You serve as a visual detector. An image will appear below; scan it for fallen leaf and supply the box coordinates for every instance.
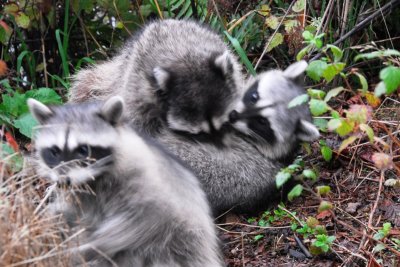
[371,153,393,170]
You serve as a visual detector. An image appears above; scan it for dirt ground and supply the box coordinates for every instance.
[218,96,400,267]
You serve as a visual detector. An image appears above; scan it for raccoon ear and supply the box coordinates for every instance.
[27,98,54,124]
[283,60,308,81]
[153,67,170,91]
[214,51,233,76]
[101,96,125,125]
[296,119,320,142]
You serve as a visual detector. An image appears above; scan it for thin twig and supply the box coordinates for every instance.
[311,0,400,61]
[254,0,297,70]
[367,171,384,228]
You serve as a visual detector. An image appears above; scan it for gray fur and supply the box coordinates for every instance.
[69,19,244,135]
[230,61,319,160]
[29,97,223,267]
[68,20,318,214]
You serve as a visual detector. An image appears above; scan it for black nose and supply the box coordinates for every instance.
[229,110,239,123]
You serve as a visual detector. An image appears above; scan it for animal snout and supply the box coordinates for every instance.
[229,110,239,123]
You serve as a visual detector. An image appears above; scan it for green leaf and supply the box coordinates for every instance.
[25,88,62,104]
[288,94,309,108]
[265,15,279,29]
[288,184,303,201]
[331,110,340,119]
[302,31,313,41]
[296,46,310,61]
[326,44,343,62]
[354,72,368,92]
[307,60,328,82]
[324,87,345,102]
[374,81,387,97]
[292,0,306,12]
[309,99,329,116]
[316,185,331,196]
[4,3,19,14]
[355,49,400,61]
[1,92,27,117]
[318,201,333,212]
[276,171,292,188]
[322,63,345,83]
[373,232,385,241]
[379,66,400,94]
[284,20,299,33]
[258,219,268,227]
[14,113,38,138]
[15,13,30,29]
[321,146,332,161]
[254,234,264,241]
[247,217,257,223]
[313,118,328,132]
[224,31,256,76]
[359,124,374,143]
[382,222,391,235]
[307,89,326,99]
[266,32,284,52]
[336,120,354,136]
[302,169,317,181]
[0,26,6,45]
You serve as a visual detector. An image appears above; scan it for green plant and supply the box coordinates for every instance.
[312,234,336,253]
[373,222,392,241]
[0,87,62,137]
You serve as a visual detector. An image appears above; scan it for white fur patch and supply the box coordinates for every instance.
[153,67,170,90]
[67,167,96,185]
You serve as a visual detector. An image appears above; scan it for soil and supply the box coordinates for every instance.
[218,96,400,267]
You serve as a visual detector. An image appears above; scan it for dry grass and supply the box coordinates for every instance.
[0,152,72,267]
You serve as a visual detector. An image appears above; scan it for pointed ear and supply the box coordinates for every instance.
[214,51,233,76]
[27,98,54,124]
[153,67,170,91]
[283,60,308,80]
[100,96,124,125]
[296,119,320,142]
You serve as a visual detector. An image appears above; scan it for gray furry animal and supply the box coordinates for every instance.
[228,61,319,160]
[68,19,319,214]
[28,96,223,267]
[155,61,319,213]
[70,19,244,135]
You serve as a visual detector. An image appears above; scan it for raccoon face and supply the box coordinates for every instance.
[28,97,124,185]
[229,61,319,158]
[153,51,239,134]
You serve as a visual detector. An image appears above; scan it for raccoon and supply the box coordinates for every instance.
[69,19,244,135]
[155,61,319,214]
[228,61,320,160]
[28,96,223,267]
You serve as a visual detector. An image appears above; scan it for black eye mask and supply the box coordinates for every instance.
[41,145,112,168]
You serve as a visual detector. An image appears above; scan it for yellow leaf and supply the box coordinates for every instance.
[259,4,271,16]
[338,135,358,154]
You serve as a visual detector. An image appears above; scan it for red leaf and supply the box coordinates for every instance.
[5,131,19,152]
[316,210,331,219]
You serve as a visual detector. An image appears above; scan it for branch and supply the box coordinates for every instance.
[311,0,400,61]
